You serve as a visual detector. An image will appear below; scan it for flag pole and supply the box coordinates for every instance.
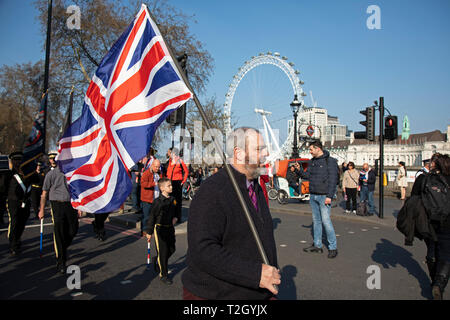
[39,218,44,258]
[145,9,274,276]
[42,0,53,154]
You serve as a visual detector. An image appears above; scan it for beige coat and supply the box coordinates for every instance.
[396,166,408,187]
[342,169,360,189]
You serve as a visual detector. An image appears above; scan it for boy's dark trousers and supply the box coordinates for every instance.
[30,186,42,217]
[154,224,176,277]
[50,201,79,264]
[7,199,30,251]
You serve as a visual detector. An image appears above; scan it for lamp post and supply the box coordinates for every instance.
[290,94,301,158]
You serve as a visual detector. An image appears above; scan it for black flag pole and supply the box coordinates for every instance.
[145,8,276,282]
[42,0,53,154]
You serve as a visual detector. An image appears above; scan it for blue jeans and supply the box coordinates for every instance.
[309,194,337,250]
[141,202,152,232]
[360,185,375,213]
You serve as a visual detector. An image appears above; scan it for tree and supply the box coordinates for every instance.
[0,62,40,153]
[33,0,216,149]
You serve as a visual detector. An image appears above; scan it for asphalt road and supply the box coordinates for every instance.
[0,204,443,300]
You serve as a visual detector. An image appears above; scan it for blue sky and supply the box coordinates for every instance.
[1,0,449,146]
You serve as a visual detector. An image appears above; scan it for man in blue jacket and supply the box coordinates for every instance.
[298,140,339,258]
[359,163,377,215]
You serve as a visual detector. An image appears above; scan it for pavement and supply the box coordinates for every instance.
[1,207,441,300]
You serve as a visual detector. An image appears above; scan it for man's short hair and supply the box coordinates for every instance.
[158,177,171,187]
[225,127,262,158]
[309,140,323,150]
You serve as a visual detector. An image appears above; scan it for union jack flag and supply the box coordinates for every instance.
[57,4,192,213]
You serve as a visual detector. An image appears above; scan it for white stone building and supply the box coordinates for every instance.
[294,126,450,168]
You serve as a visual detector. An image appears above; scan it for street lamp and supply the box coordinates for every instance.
[290,94,301,158]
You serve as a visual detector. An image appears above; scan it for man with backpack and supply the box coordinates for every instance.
[297,140,339,259]
[358,163,376,216]
[409,153,450,300]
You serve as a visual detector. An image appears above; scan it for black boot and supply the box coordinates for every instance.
[432,261,450,300]
[98,229,106,241]
[426,258,437,284]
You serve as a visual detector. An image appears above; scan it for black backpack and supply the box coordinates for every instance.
[421,173,450,224]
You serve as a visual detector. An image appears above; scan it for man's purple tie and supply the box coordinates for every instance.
[248,183,258,211]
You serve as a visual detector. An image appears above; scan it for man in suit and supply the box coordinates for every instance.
[182,127,280,300]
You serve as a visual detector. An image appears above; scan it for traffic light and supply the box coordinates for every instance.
[354,106,375,141]
[384,115,398,141]
[166,54,188,126]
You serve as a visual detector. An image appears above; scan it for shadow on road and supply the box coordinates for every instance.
[371,238,432,300]
[278,265,298,300]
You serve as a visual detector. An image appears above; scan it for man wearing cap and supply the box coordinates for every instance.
[39,151,81,273]
[5,151,31,256]
[29,161,46,219]
[416,159,431,178]
[48,152,57,170]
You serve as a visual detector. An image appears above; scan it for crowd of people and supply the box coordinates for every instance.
[0,145,226,284]
[1,128,449,300]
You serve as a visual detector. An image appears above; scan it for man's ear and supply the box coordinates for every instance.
[234,147,245,164]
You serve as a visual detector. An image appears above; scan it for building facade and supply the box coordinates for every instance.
[293,126,450,168]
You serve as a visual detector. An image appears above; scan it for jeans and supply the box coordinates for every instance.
[360,185,375,214]
[141,202,152,232]
[309,194,337,250]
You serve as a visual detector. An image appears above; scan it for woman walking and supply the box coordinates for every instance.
[396,161,408,200]
[342,162,359,214]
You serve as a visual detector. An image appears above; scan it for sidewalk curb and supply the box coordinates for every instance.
[270,206,396,228]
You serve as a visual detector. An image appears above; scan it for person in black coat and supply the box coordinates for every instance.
[5,152,31,256]
[286,164,300,195]
[144,177,180,285]
[359,163,377,215]
[297,140,339,258]
[410,153,450,300]
[181,127,280,300]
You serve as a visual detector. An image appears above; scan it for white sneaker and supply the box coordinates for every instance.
[352,210,356,214]
[345,210,350,214]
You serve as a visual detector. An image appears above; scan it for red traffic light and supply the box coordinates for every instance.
[387,118,393,127]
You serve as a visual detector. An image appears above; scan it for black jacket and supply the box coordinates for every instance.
[5,169,30,202]
[182,166,278,300]
[297,150,338,198]
[286,168,299,186]
[396,195,437,245]
[144,194,178,234]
